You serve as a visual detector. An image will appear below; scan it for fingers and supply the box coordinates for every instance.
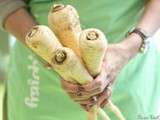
[61,79,80,93]
[60,65,114,112]
[69,87,101,101]
[97,88,109,107]
[100,98,108,108]
[61,78,101,94]
[61,79,103,101]
[79,86,112,111]
[100,86,112,108]
[61,64,112,93]
[76,69,110,99]
[76,96,98,106]
[84,69,106,90]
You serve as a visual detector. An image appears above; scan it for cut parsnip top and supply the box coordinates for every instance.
[25,25,62,63]
[79,28,107,77]
[51,47,93,84]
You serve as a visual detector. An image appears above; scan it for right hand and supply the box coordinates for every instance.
[61,66,112,111]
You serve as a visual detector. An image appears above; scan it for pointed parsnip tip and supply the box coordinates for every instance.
[51,4,65,13]
[52,49,67,65]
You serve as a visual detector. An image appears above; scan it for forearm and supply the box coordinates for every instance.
[121,0,160,58]
[137,0,160,35]
[4,8,37,43]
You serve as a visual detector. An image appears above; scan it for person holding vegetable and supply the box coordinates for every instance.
[0,0,160,120]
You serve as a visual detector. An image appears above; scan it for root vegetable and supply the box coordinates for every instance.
[48,4,111,120]
[80,28,108,120]
[106,100,125,120]
[25,25,108,120]
[80,28,125,120]
[79,28,107,77]
[51,47,93,84]
[25,25,92,84]
[48,4,81,56]
[98,108,111,120]
[26,5,125,120]
[25,25,62,63]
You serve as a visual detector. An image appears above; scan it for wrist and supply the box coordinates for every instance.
[119,33,142,59]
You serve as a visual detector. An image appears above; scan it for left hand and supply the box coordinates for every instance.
[61,35,140,111]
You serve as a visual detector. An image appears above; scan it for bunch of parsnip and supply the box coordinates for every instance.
[25,3,125,120]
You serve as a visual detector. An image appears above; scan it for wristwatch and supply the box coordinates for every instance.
[126,27,150,53]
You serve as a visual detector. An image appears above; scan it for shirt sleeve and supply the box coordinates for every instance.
[0,0,26,30]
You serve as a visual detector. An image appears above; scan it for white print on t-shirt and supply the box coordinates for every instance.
[24,55,40,108]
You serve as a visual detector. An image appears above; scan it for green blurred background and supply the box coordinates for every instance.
[0,30,9,120]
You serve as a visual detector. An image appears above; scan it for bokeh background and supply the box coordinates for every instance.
[0,30,9,120]
[0,29,160,120]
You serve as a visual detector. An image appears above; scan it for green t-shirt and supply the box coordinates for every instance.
[7,0,160,120]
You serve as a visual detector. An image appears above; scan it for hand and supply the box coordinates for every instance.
[61,35,139,111]
[61,65,112,111]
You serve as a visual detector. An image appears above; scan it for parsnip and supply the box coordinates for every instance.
[98,108,111,120]
[87,106,98,120]
[80,28,108,120]
[106,100,125,120]
[25,25,62,63]
[25,25,108,120]
[79,28,107,77]
[51,47,93,84]
[26,25,92,84]
[48,4,109,120]
[48,4,81,56]
[80,28,125,120]
[26,6,125,120]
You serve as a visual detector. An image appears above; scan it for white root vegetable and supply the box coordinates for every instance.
[98,108,111,120]
[25,25,62,63]
[87,106,98,120]
[51,47,93,84]
[25,25,92,84]
[80,28,125,120]
[25,24,108,120]
[106,100,126,120]
[26,5,125,120]
[48,4,112,120]
[48,6,110,119]
[48,4,81,57]
[80,28,108,120]
[79,28,107,77]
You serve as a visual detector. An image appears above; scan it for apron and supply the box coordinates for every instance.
[7,0,160,120]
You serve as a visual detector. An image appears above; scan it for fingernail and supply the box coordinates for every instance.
[106,74,110,79]
[90,96,97,104]
[44,63,52,70]
[76,92,82,96]
[101,99,108,108]
[78,86,85,91]
[86,104,92,111]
